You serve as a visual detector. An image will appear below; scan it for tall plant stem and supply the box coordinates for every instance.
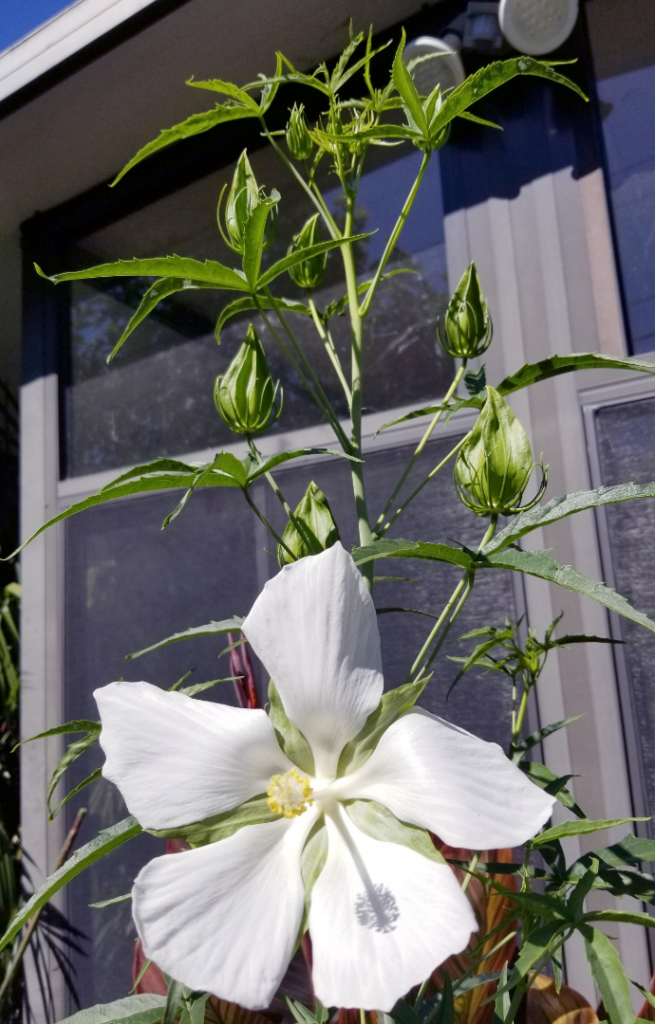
[374,363,466,535]
[308,298,352,406]
[511,673,533,752]
[342,196,373,589]
[407,516,498,684]
[0,808,86,1006]
[359,150,431,317]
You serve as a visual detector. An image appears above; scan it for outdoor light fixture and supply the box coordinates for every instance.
[462,2,504,53]
[403,34,466,95]
[498,0,579,55]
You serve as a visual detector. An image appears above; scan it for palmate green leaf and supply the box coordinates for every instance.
[35,256,248,291]
[581,925,634,1024]
[268,681,314,776]
[149,794,277,846]
[186,77,261,111]
[376,352,655,433]
[344,799,445,865]
[487,482,655,554]
[245,447,361,483]
[256,233,371,289]
[605,832,655,864]
[215,295,311,342]
[430,57,587,140]
[0,816,142,953]
[56,994,168,1024]
[112,104,260,185]
[484,547,655,635]
[337,676,428,775]
[107,278,215,362]
[534,817,648,846]
[127,616,245,659]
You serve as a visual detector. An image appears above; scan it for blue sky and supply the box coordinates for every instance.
[1,1,71,52]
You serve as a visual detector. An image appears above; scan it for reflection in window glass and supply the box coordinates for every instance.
[587,0,655,353]
[65,146,453,477]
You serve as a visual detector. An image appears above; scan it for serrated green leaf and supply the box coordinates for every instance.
[344,799,445,865]
[186,78,260,110]
[337,678,427,775]
[36,256,247,291]
[267,681,315,776]
[534,817,648,846]
[496,352,655,398]
[256,233,371,289]
[178,676,238,697]
[112,104,260,185]
[50,766,102,822]
[487,482,655,554]
[127,616,245,660]
[245,447,361,483]
[582,909,655,927]
[352,539,473,571]
[107,278,215,362]
[13,718,99,750]
[215,295,311,341]
[518,760,585,818]
[582,925,634,1024]
[46,729,101,817]
[150,794,277,846]
[484,547,655,635]
[0,816,141,953]
[392,30,428,136]
[513,716,583,762]
[508,919,566,986]
[56,994,167,1024]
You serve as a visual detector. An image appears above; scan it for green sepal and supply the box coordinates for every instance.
[148,794,278,847]
[337,677,427,776]
[277,481,340,566]
[344,799,445,866]
[268,680,315,776]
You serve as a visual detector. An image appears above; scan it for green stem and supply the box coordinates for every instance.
[242,487,295,562]
[413,977,430,1011]
[510,672,533,755]
[264,287,351,451]
[374,363,466,534]
[342,196,373,590]
[360,150,431,318]
[308,297,352,406]
[460,851,480,894]
[377,433,470,539]
[246,439,316,556]
[407,516,498,685]
[262,122,340,240]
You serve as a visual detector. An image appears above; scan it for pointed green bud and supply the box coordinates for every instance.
[214,325,282,435]
[277,482,340,566]
[286,103,313,161]
[222,150,277,254]
[286,214,327,291]
[438,263,492,359]
[454,387,547,516]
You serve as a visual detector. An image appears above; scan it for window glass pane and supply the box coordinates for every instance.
[65,145,453,478]
[587,0,655,353]
[63,435,517,1006]
[594,396,655,824]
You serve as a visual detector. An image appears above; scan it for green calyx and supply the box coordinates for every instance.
[438,262,492,359]
[221,149,278,254]
[286,103,313,162]
[454,386,547,517]
[214,324,282,435]
[277,481,340,566]
[286,214,328,291]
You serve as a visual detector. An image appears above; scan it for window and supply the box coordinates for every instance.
[587,0,655,354]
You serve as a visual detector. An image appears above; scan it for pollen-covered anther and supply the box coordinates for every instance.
[267,767,314,818]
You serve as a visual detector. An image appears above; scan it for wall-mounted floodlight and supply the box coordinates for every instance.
[403,35,466,96]
[498,0,579,55]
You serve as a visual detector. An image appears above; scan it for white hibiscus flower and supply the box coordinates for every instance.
[95,543,554,1012]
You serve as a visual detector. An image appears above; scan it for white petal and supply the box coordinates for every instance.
[339,709,555,849]
[95,681,293,829]
[243,544,383,778]
[133,813,316,1009]
[310,807,476,1011]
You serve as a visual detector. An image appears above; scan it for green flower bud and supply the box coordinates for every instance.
[277,482,340,566]
[438,263,492,359]
[286,103,313,161]
[222,150,277,254]
[454,386,547,517]
[287,214,327,291]
[214,325,282,435]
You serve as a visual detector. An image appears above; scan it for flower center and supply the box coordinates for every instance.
[267,768,314,818]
